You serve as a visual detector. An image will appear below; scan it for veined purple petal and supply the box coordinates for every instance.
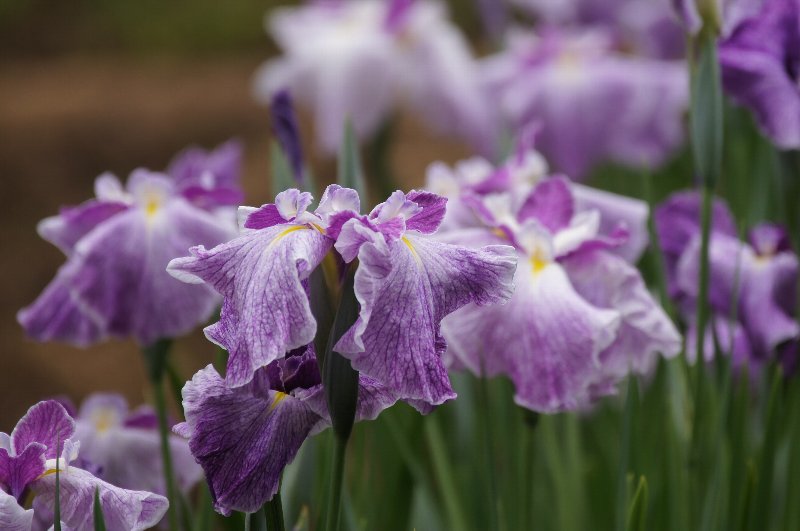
[0,442,46,501]
[176,365,320,515]
[405,190,448,234]
[335,230,516,408]
[443,260,620,413]
[517,176,574,232]
[0,489,33,531]
[11,401,74,460]
[31,466,168,531]
[244,205,288,230]
[168,224,332,387]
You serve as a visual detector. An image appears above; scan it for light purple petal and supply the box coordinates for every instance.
[740,251,800,357]
[37,201,129,257]
[572,183,650,263]
[177,366,319,515]
[562,249,682,394]
[719,0,800,148]
[168,225,332,387]
[748,223,792,255]
[335,232,517,407]
[244,205,288,230]
[517,176,574,232]
[443,261,620,413]
[31,466,168,531]
[168,140,244,208]
[0,489,33,531]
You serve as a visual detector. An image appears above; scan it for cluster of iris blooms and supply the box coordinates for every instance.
[4,0,800,529]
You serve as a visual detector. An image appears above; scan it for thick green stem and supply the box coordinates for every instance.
[143,341,179,531]
[264,492,286,531]
[325,438,348,531]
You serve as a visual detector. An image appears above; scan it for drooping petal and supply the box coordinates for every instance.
[37,201,130,257]
[404,191,448,234]
[169,224,332,387]
[562,248,681,394]
[176,366,320,515]
[0,489,33,531]
[31,466,168,531]
[443,261,620,413]
[335,229,517,407]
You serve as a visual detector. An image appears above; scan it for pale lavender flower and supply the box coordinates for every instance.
[72,394,202,496]
[174,347,397,515]
[18,141,242,346]
[482,29,688,179]
[655,191,799,370]
[719,0,800,149]
[425,146,651,263]
[254,0,495,154]
[0,401,168,531]
[438,177,681,412]
[513,0,685,58]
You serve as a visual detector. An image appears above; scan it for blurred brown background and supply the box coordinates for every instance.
[0,0,480,429]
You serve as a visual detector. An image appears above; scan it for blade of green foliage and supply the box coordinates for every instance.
[626,476,648,531]
[337,121,367,200]
[93,487,107,531]
[54,432,62,531]
[270,141,295,196]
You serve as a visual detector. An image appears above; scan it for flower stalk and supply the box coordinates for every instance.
[143,339,179,531]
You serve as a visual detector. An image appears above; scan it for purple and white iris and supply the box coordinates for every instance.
[254,0,494,154]
[18,141,242,346]
[168,185,517,408]
[427,154,681,412]
[672,0,765,35]
[70,393,202,496]
[174,347,398,514]
[0,401,168,531]
[655,191,799,371]
[719,0,800,149]
[482,29,688,179]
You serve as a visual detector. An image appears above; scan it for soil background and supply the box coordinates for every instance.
[0,0,479,429]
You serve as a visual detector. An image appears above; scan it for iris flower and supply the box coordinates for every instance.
[0,401,168,530]
[18,141,242,346]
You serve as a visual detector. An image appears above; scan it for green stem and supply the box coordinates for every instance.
[143,341,179,531]
[325,437,347,531]
[424,416,470,531]
[476,376,501,531]
[244,512,251,531]
[264,492,286,531]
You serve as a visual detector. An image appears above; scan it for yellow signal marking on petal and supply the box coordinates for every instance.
[402,236,422,265]
[530,249,549,275]
[92,408,117,433]
[270,391,288,411]
[145,199,159,217]
[492,228,507,240]
[269,225,309,248]
[310,223,326,234]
